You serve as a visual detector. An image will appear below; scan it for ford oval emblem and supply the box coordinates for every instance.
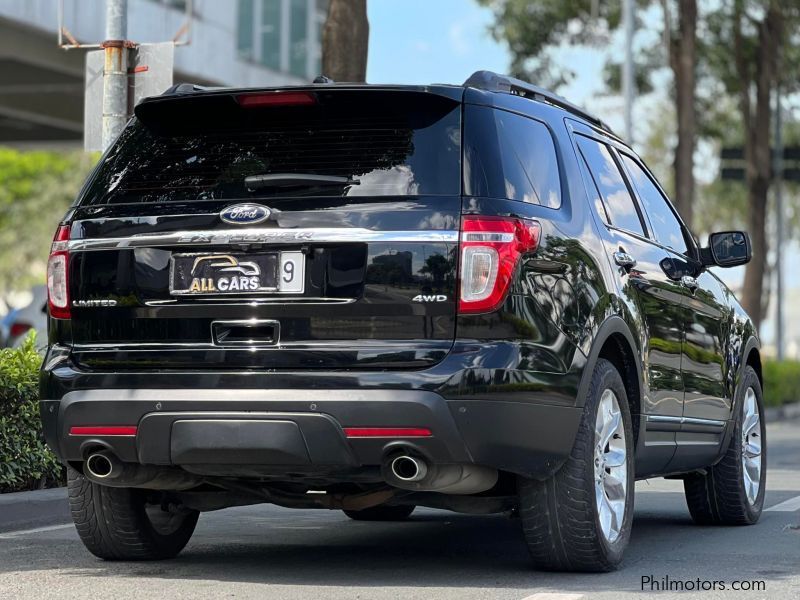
[220,203,271,225]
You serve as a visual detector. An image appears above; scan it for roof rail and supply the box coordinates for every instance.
[161,83,217,95]
[463,70,614,135]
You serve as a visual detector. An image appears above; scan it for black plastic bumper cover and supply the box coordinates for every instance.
[41,388,582,479]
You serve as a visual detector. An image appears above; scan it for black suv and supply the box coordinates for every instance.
[41,71,766,571]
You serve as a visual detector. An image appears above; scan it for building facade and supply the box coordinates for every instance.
[0,0,326,144]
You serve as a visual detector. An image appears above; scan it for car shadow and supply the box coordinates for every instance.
[1,499,795,592]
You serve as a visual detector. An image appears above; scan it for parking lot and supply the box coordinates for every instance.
[1,419,797,600]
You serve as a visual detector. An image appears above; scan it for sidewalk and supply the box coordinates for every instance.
[765,401,800,422]
[0,487,69,533]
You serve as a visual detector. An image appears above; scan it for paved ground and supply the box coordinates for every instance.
[1,420,797,600]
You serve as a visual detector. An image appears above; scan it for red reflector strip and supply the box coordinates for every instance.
[343,427,432,438]
[69,426,138,436]
[237,91,316,108]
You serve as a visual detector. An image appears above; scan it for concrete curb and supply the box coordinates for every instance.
[0,487,70,533]
[765,401,800,423]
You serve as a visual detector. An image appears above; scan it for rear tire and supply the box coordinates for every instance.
[343,504,415,521]
[518,358,635,572]
[67,467,199,561]
[683,365,766,525]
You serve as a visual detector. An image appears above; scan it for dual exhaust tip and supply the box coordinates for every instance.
[384,451,498,495]
[85,451,122,480]
[389,454,428,482]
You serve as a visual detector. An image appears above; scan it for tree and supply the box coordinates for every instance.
[705,1,800,331]
[321,0,369,82]
[0,149,96,299]
[479,0,623,89]
[663,0,697,228]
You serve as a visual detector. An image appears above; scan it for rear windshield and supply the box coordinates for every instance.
[78,90,461,205]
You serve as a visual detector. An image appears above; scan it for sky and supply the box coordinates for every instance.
[367,0,509,88]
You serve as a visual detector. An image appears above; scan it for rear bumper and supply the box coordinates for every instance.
[41,388,582,479]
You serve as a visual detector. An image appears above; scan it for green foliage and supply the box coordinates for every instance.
[0,333,62,492]
[0,148,97,295]
[478,0,625,88]
[762,360,800,408]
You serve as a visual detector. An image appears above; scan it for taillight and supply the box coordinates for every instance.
[236,91,316,108]
[47,225,71,319]
[458,216,541,314]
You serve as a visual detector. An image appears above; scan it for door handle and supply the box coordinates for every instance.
[681,275,699,291]
[613,251,637,270]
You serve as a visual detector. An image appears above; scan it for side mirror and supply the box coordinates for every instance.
[702,231,751,268]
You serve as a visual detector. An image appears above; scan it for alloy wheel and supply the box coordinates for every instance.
[594,389,628,543]
[741,387,763,505]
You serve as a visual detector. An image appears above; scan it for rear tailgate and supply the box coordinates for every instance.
[63,87,463,370]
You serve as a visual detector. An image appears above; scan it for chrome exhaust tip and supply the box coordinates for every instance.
[390,454,428,482]
[85,451,121,480]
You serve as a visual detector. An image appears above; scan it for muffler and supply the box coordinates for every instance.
[383,452,498,495]
[83,450,203,490]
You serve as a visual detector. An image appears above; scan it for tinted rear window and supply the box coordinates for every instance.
[78,90,461,205]
[464,105,562,208]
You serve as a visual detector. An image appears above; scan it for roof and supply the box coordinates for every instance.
[145,71,615,136]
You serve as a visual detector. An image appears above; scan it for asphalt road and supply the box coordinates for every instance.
[1,419,798,600]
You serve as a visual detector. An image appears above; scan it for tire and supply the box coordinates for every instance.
[683,366,766,525]
[67,467,199,561]
[518,358,635,572]
[343,504,415,521]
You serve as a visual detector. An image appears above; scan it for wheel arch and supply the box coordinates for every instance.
[577,316,643,444]
[744,340,762,387]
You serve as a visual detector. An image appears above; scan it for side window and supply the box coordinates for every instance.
[620,154,690,255]
[464,105,562,208]
[576,136,645,236]
[575,143,611,225]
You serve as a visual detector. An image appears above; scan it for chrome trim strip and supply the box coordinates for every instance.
[646,415,726,428]
[70,339,453,351]
[143,297,356,306]
[67,228,459,251]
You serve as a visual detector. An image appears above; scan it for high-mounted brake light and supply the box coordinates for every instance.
[236,91,317,108]
[458,216,541,314]
[47,225,71,319]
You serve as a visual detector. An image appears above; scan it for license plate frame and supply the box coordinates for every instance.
[169,251,305,296]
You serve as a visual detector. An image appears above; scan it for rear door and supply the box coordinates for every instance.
[617,151,730,468]
[573,133,687,474]
[63,88,463,370]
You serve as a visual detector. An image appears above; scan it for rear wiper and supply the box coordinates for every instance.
[245,173,360,191]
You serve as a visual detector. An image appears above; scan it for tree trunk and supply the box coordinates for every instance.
[669,0,697,229]
[737,4,782,333]
[321,0,369,82]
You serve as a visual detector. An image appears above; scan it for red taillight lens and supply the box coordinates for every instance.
[47,225,71,319]
[458,216,541,314]
[236,91,316,108]
[9,322,31,338]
